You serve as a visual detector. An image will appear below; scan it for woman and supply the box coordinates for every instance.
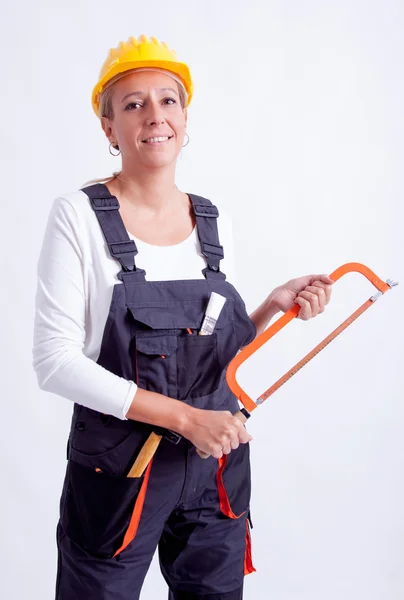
[33,35,333,600]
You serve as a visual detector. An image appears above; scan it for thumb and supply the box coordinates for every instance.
[317,274,335,284]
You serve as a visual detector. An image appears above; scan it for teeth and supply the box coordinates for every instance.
[144,136,170,143]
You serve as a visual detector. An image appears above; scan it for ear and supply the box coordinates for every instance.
[101,116,115,142]
[183,107,188,127]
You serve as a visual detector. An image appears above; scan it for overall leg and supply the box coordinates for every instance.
[56,514,162,600]
[56,438,188,600]
[158,444,254,600]
[160,502,247,599]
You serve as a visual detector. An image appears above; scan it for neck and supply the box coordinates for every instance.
[112,161,180,213]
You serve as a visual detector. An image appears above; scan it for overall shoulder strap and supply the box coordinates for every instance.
[81,183,146,282]
[188,193,226,280]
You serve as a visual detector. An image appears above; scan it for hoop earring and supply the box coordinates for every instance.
[109,142,121,156]
[182,133,190,148]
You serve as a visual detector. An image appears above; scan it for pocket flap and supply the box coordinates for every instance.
[135,335,178,356]
[128,299,234,331]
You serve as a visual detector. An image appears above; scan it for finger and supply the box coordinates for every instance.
[302,273,329,286]
[311,280,333,305]
[304,285,326,312]
[230,435,240,450]
[295,296,311,320]
[221,428,235,454]
[310,274,334,285]
[297,291,319,317]
[238,426,252,444]
[222,443,232,455]
[315,282,333,304]
[318,274,335,285]
[211,446,223,459]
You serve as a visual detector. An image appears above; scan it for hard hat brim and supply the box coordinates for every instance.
[92,59,193,117]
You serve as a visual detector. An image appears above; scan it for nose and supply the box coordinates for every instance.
[145,101,166,127]
[146,116,165,126]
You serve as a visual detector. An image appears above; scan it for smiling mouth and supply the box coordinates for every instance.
[142,135,174,144]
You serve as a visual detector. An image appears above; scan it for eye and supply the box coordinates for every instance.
[125,101,142,110]
[164,97,177,105]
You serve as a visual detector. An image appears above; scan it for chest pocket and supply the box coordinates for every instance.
[135,335,178,399]
[129,299,236,402]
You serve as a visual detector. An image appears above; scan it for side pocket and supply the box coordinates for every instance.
[61,459,152,559]
[216,442,251,519]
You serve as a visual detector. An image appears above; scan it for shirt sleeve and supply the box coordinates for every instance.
[32,197,137,420]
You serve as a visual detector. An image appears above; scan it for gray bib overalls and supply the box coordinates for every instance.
[55,183,257,599]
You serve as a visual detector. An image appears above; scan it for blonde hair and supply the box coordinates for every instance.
[82,70,188,188]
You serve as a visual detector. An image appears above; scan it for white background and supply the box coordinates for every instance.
[1,0,403,598]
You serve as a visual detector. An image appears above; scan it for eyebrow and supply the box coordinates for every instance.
[121,88,179,103]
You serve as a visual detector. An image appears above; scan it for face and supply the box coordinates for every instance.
[101,70,187,169]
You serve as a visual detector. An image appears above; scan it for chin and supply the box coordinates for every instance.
[143,155,179,168]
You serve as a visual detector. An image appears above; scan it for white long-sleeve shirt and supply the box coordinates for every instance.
[32,187,237,421]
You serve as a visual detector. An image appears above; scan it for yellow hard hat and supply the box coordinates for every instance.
[91,35,193,117]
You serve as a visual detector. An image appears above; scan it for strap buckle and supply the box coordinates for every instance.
[193,204,219,218]
[110,240,138,258]
[110,240,138,271]
[201,241,224,259]
[91,197,119,211]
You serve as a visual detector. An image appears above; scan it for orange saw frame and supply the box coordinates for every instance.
[226,262,398,417]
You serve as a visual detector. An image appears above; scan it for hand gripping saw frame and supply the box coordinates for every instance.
[128,262,398,476]
[226,262,398,428]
